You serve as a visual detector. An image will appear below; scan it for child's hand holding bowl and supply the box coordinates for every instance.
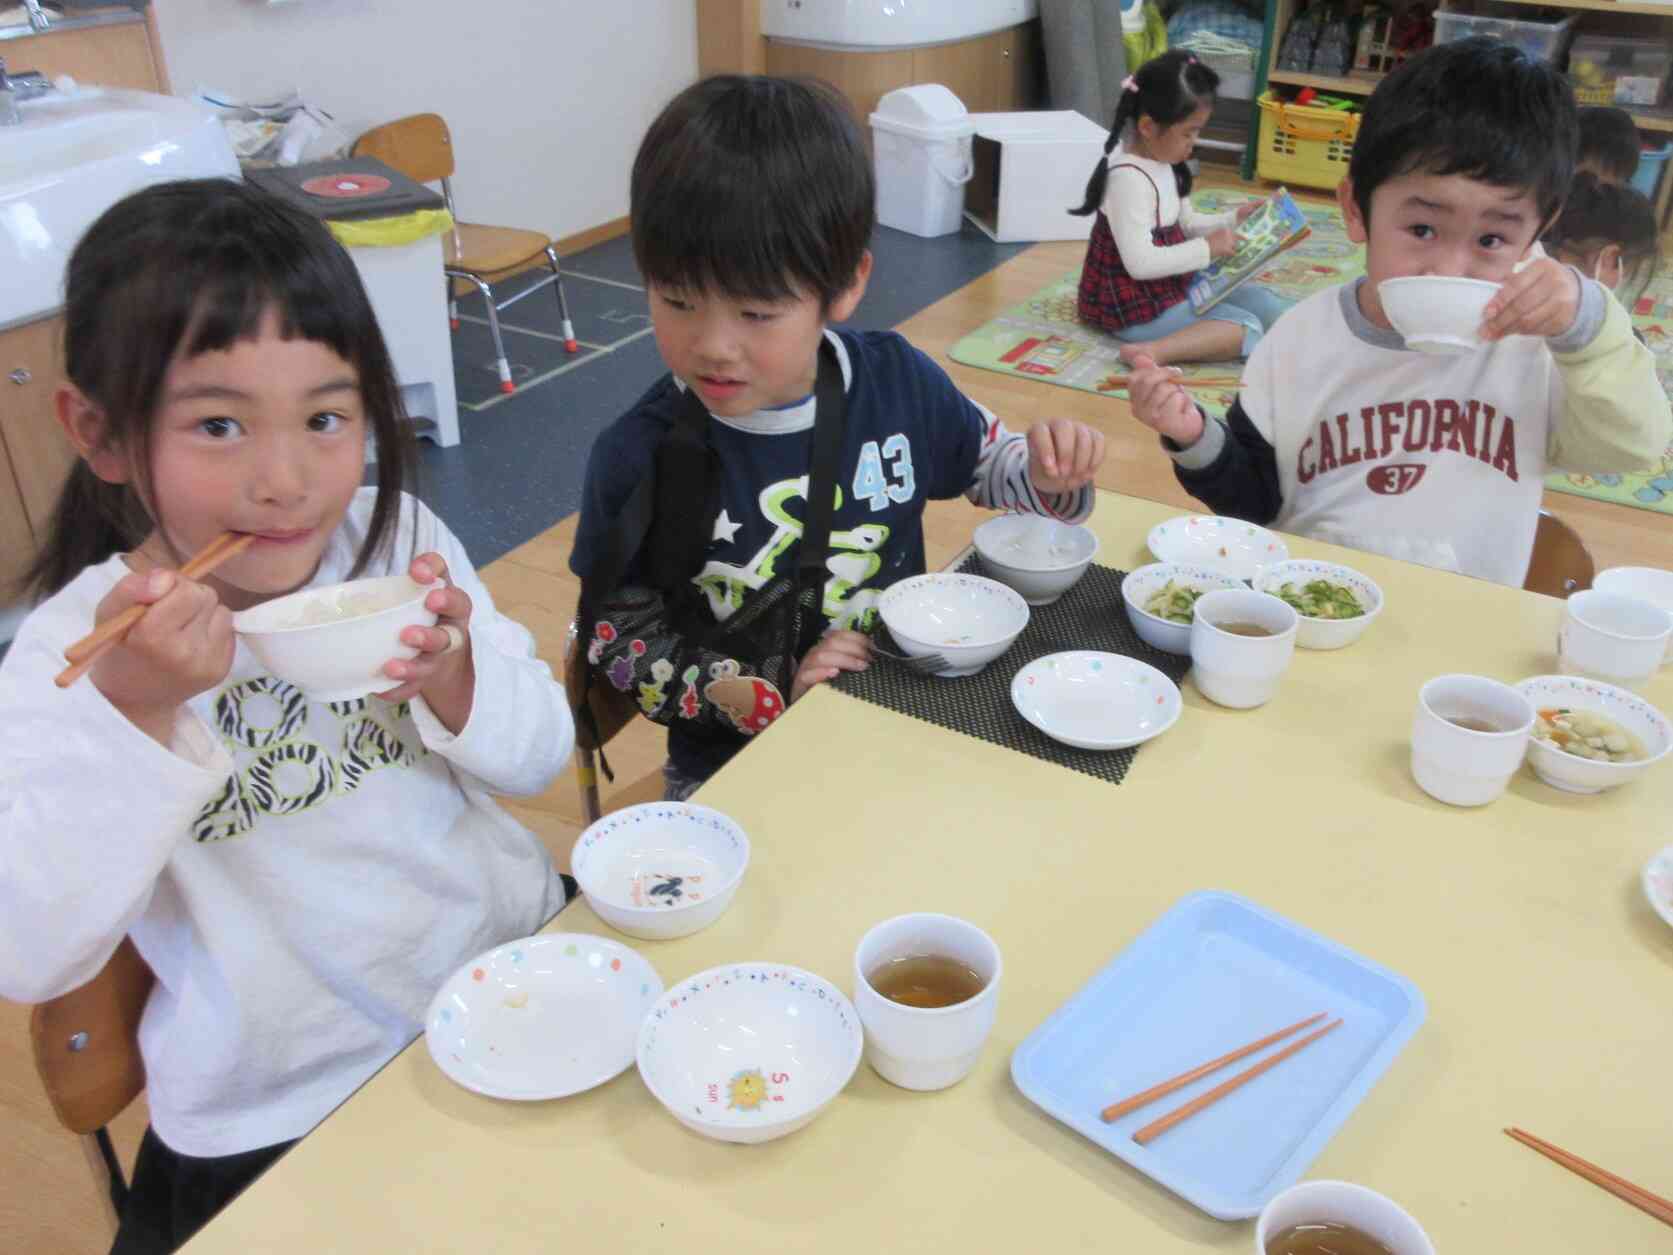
[374,553,475,723]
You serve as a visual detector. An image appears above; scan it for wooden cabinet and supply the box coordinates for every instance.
[0,316,76,605]
[764,21,1046,128]
[0,11,169,93]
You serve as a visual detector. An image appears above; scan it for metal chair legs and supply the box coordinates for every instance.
[448,268,514,394]
[543,245,579,353]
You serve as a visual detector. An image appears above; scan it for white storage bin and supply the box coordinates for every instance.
[964,111,1109,243]
[870,84,975,238]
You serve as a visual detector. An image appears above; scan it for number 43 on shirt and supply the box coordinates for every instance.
[852,435,916,511]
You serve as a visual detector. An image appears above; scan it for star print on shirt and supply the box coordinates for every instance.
[712,509,742,545]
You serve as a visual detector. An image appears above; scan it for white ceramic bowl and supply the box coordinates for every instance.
[1011,651,1182,750]
[1592,566,1673,664]
[1120,561,1246,655]
[424,933,663,1101]
[878,572,1030,677]
[1643,845,1673,930]
[1146,514,1290,582]
[1254,559,1385,650]
[1378,275,1501,356]
[230,574,437,702]
[1255,1180,1435,1255]
[636,962,863,1143]
[1514,675,1672,794]
[971,513,1099,606]
[571,803,750,941]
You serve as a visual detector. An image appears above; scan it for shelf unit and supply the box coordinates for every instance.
[1244,0,1673,217]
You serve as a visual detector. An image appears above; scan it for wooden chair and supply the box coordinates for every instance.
[1524,509,1595,598]
[352,113,580,395]
[564,619,667,824]
[30,937,154,1235]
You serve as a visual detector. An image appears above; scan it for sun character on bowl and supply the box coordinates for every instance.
[727,1069,771,1111]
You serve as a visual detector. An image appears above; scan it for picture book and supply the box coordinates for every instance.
[1188,188,1311,315]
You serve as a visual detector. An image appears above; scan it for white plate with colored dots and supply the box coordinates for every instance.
[1147,515,1290,583]
[425,933,663,1100]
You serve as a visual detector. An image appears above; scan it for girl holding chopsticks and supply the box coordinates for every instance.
[0,179,575,1254]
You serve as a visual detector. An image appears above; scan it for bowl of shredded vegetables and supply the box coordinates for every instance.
[1254,560,1384,650]
[1120,562,1245,655]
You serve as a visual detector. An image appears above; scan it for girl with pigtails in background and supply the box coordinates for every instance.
[1071,48,1290,367]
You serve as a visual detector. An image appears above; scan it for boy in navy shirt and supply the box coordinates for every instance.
[571,75,1107,795]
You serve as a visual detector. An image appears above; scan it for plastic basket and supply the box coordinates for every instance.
[1255,92,1361,190]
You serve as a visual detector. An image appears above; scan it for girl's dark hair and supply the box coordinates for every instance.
[630,75,874,308]
[1576,106,1642,184]
[1070,50,1219,215]
[1350,37,1576,229]
[1543,172,1660,300]
[24,178,415,599]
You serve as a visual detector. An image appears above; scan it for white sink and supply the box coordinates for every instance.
[0,87,239,330]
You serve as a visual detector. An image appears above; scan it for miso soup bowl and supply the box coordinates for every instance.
[1514,675,1672,794]
[231,574,438,703]
[1378,275,1502,356]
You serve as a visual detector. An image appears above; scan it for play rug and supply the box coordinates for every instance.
[948,190,1673,516]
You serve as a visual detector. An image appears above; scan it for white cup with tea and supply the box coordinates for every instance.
[1557,590,1671,691]
[1410,674,1534,806]
[852,913,1001,1092]
[1189,588,1299,709]
[1255,1180,1435,1255]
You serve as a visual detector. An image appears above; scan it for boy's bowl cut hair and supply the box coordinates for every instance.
[631,75,874,309]
[1349,37,1576,229]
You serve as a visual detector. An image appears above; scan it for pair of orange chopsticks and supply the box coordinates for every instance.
[55,531,255,689]
[1101,1012,1343,1145]
[1505,1127,1673,1229]
[1096,373,1242,394]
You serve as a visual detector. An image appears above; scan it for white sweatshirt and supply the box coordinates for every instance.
[1101,145,1237,280]
[0,490,574,1156]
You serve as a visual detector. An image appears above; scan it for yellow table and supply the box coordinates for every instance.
[186,493,1673,1253]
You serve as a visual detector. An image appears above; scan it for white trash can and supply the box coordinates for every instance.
[870,84,975,238]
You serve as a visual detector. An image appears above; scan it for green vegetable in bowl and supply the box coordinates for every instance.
[1142,581,1204,624]
[1276,579,1365,620]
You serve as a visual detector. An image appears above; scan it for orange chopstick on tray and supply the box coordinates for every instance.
[55,531,255,689]
[1101,1012,1327,1123]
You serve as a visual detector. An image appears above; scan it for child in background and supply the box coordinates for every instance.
[1070,48,1289,367]
[0,179,574,1254]
[1575,105,1642,185]
[570,76,1106,799]
[1125,38,1670,586]
[1543,172,1660,307]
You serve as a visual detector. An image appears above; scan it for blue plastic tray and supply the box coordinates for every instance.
[1010,891,1425,1219]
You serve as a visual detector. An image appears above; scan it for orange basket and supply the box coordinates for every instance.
[1255,92,1362,190]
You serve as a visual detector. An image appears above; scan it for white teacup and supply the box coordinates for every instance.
[1410,674,1534,806]
[1189,589,1299,709]
[1255,1180,1435,1255]
[1593,566,1673,665]
[852,913,1001,1092]
[1557,590,1671,690]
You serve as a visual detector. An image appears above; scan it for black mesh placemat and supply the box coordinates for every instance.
[832,558,1190,784]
